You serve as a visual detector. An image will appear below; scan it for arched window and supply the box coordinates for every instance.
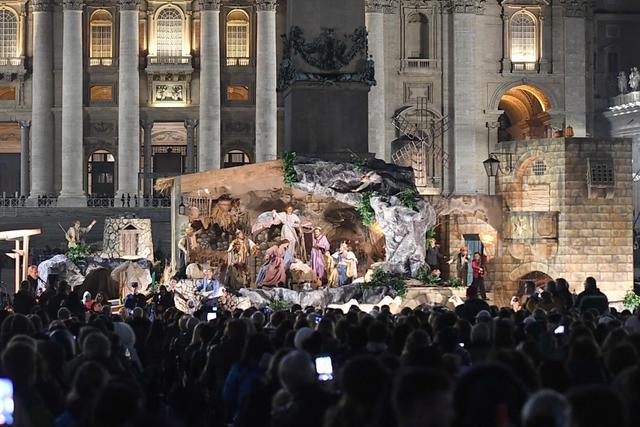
[226,9,249,66]
[406,12,429,59]
[90,10,112,66]
[224,149,251,168]
[0,9,18,59]
[510,11,537,64]
[157,7,183,57]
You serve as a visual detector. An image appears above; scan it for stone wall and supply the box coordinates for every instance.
[495,137,633,303]
[101,217,154,261]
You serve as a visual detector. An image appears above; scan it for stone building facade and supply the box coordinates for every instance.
[0,0,636,298]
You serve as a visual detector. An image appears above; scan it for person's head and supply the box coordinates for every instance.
[278,350,317,393]
[584,277,597,292]
[279,239,290,249]
[2,342,37,387]
[131,282,139,293]
[57,307,71,321]
[525,281,537,295]
[132,307,144,319]
[74,220,80,227]
[466,285,480,300]
[392,367,453,427]
[204,268,214,280]
[428,238,436,248]
[340,240,350,251]
[340,355,391,404]
[473,252,481,260]
[19,281,30,293]
[27,265,38,279]
[91,302,103,313]
[235,229,245,240]
[313,227,321,238]
[460,246,468,254]
[431,269,441,278]
[286,205,294,215]
[58,281,70,295]
[454,364,528,427]
[69,361,109,402]
[521,389,571,427]
[568,385,627,427]
[96,292,107,304]
[82,332,111,359]
[82,291,92,304]
[471,322,491,344]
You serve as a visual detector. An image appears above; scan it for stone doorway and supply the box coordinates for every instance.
[87,150,115,197]
[516,271,553,296]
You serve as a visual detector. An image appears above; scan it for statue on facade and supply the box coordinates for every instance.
[629,67,640,92]
[618,71,628,94]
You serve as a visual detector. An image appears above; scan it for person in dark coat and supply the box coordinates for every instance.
[13,281,37,315]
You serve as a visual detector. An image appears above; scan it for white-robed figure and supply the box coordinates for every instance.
[272,205,300,258]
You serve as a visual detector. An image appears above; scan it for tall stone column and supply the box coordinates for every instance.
[58,0,85,206]
[117,0,140,198]
[365,0,391,160]
[29,0,54,200]
[562,0,591,136]
[141,121,154,197]
[255,0,278,162]
[199,0,221,171]
[18,120,30,197]
[446,1,485,194]
[185,119,199,173]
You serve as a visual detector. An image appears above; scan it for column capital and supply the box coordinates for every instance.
[18,120,31,129]
[184,119,199,130]
[63,0,83,11]
[441,0,486,15]
[140,120,154,131]
[200,0,221,11]
[119,0,140,11]
[365,0,397,14]
[255,0,277,12]
[560,0,594,18]
[32,0,52,12]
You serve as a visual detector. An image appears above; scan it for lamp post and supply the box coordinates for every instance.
[483,152,513,195]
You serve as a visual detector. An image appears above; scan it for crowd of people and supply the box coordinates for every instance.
[0,274,639,427]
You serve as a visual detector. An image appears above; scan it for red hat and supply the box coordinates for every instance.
[460,247,468,252]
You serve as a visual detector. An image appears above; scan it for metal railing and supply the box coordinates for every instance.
[226,57,251,66]
[0,57,23,67]
[89,57,113,66]
[511,61,539,72]
[147,56,192,66]
[88,195,171,208]
[400,58,438,72]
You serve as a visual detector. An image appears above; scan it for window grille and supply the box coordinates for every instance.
[157,8,183,57]
[510,12,536,63]
[532,160,546,176]
[0,10,17,58]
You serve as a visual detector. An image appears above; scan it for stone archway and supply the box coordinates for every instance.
[497,84,552,141]
[508,262,559,282]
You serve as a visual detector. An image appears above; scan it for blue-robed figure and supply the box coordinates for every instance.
[198,268,223,309]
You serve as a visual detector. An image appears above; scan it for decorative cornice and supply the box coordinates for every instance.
[365,0,398,14]
[255,0,277,12]
[32,0,52,12]
[119,0,139,11]
[63,0,83,11]
[441,0,486,15]
[200,0,221,11]
[560,0,594,18]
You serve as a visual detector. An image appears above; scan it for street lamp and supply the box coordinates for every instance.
[483,156,500,178]
[482,152,514,177]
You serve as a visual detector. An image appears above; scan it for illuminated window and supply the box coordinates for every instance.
[226,10,249,66]
[0,9,17,58]
[226,85,249,101]
[0,86,15,100]
[90,10,112,66]
[224,149,251,168]
[157,7,183,57]
[510,11,537,64]
[90,85,113,101]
